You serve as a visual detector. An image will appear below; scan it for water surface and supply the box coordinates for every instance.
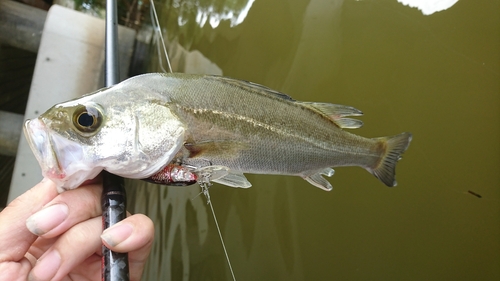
[127,0,499,280]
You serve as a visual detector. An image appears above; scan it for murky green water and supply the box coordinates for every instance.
[127,0,499,280]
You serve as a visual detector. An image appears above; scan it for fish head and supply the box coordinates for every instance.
[24,80,185,192]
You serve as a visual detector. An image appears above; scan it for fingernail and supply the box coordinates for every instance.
[101,223,134,247]
[29,249,61,281]
[26,204,69,236]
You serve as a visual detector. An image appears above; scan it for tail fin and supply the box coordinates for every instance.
[370,132,412,187]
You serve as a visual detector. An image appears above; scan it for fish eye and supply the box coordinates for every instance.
[72,105,102,134]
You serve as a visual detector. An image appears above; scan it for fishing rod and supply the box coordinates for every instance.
[102,0,130,280]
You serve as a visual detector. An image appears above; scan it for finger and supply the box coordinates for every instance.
[27,236,58,260]
[101,214,154,281]
[0,178,58,263]
[25,182,103,238]
[29,216,102,281]
[29,214,154,281]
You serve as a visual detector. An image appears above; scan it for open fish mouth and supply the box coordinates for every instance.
[24,116,94,192]
[24,119,66,180]
[24,118,102,192]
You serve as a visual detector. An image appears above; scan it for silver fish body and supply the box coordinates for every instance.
[24,73,412,191]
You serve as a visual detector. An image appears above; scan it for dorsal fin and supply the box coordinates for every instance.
[301,102,364,129]
[247,81,295,101]
[206,75,295,101]
[333,118,364,129]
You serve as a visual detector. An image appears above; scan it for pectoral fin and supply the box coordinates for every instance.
[302,168,335,191]
[193,165,229,181]
[190,164,252,188]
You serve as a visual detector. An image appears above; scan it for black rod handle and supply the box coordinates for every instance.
[101,171,129,281]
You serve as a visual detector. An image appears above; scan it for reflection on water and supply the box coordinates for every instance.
[396,0,459,15]
[149,39,223,75]
[126,176,304,280]
[161,0,255,48]
[173,0,255,28]
[126,181,208,281]
[281,0,343,95]
[129,0,499,280]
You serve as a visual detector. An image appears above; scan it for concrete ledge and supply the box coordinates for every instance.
[0,0,47,52]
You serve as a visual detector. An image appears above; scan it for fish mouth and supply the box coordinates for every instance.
[24,119,66,180]
[24,118,86,189]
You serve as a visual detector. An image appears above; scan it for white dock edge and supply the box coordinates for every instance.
[8,5,135,202]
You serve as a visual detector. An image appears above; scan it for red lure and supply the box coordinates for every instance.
[143,164,197,186]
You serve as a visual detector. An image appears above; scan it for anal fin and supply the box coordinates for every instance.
[302,168,335,191]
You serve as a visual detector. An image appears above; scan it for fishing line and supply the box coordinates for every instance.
[150,0,173,73]
[190,182,238,280]
[200,182,237,281]
[208,197,237,281]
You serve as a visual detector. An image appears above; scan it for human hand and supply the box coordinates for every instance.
[0,178,154,281]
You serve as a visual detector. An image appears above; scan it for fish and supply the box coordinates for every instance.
[24,73,412,192]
